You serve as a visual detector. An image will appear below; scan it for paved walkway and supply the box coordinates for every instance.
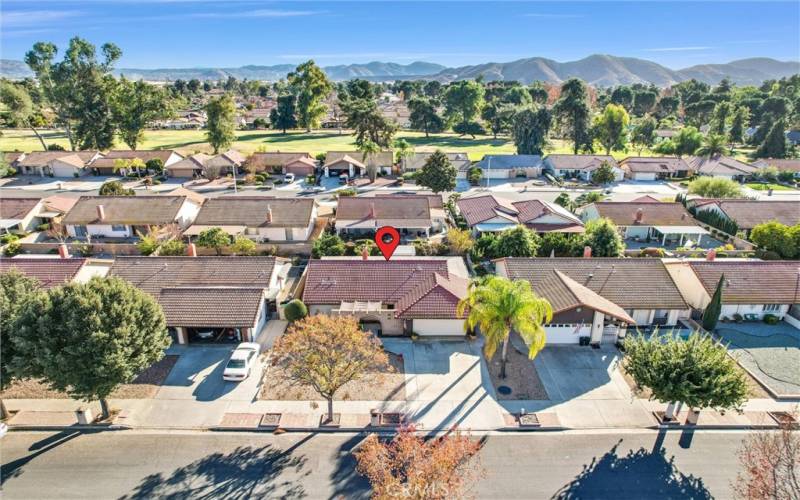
[5,339,799,432]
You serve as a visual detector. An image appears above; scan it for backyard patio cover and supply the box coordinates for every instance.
[652,225,709,235]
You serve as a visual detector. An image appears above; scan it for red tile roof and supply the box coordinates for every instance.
[303,259,467,319]
[499,257,687,310]
[0,197,40,219]
[589,202,697,227]
[0,258,86,288]
[690,261,800,305]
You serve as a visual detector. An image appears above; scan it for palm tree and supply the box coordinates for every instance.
[457,276,552,379]
[393,138,414,171]
[696,133,729,158]
[357,139,381,182]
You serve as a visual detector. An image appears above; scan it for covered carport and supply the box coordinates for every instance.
[160,288,270,345]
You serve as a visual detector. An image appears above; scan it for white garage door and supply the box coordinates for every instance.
[545,325,590,344]
[413,319,465,336]
[634,172,657,181]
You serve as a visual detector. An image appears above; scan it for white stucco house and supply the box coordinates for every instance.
[543,154,624,182]
[62,195,201,240]
[186,197,317,242]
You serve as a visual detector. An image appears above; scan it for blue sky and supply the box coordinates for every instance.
[1,1,798,69]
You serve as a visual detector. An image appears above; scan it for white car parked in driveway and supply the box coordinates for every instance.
[222,342,261,382]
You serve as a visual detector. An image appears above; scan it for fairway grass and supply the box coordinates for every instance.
[1,128,520,160]
[745,182,796,191]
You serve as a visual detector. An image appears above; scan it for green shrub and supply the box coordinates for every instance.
[1,233,20,244]
[283,299,308,322]
[337,188,357,197]
[638,247,665,258]
[36,223,51,232]
[158,239,186,256]
[763,314,779,325]
[3,240,21,256]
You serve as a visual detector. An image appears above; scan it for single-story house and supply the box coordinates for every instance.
[246,152,314,174]
[689,199,800,236]
[3,152,25,166]
[301,256,469,336]
[456,194,583,234]
[334,196,444,239]
[205,149,246,175]
[619,157,692,181]
[323,154,366,178]
[165,153,212,178]
[0,257,111,287]
[687,155,757,181]
[91,150,183,175]
[402,152,471,176]
[325,150,394,176]
[0,197,45,234]
[543,154,624,182]
[62,195,201,240]
[582,201,709,247]
[284,157,317,176]
[655,129,677,141]
[665,259,800,323]
[16,151,101,177]
[752,158,800,178]
[36,195,80,226]
[474,155,543,179]
[186,197,317,242]
[496,258,690,344]
[110,256,290,344]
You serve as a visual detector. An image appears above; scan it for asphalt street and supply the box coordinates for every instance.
[1,429,746,499]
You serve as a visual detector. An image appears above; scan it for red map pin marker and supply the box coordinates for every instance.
[375,226,400,261]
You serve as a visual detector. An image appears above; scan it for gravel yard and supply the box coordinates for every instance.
[487,347,549,400]
[260,352,407,401]
[0,355,179,400]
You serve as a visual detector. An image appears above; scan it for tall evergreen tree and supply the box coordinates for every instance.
[408,96,444,137]
[554,78,592,154]
[755,119,787,159]
[416,150,456,193]
[269,94,297,133]
[512,107,551,155]
[288,60,332,132]
[702,275,724,332]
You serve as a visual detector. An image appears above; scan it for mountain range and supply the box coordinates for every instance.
[2,55,798,87]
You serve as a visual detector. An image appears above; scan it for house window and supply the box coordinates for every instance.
[763,304,781,312]
[111,224,127,232]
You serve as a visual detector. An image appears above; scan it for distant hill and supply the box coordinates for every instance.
[2,55,797,86]
[431,55,800,87]
[0,59,446,82]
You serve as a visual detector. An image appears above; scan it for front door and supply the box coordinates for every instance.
[74,225,87,238]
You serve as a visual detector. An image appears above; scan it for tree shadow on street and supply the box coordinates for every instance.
[1,429,86,484]
[552,438,712,500]
[329,433,370,499]
[120,444,308,500]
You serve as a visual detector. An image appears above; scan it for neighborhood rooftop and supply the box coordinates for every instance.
[693,199,800,229]
[335,196,432,225]
[192,197,315,228]
[619,156,690,173]
[62,196,189,225]
[689,261,800,305]
[0,258,87,288]
[0,197,40,220]
[302,258,468,315]
[498,258,688,310]
[589,201,697,227]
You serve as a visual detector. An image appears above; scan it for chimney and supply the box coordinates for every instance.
[361,246,369,260]
[266,204,273,223]
[706,248,716,261]
[96,204,106,221]
[634,208,643,224]
[681,213,686,221]
[58,243,70,259]
[187,243,197,257]
[583,246,592,258]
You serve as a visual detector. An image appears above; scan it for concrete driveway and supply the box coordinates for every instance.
[155,345,264,403]
[533,345,632,401]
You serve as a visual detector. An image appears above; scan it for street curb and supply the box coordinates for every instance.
[8,424,132,432]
